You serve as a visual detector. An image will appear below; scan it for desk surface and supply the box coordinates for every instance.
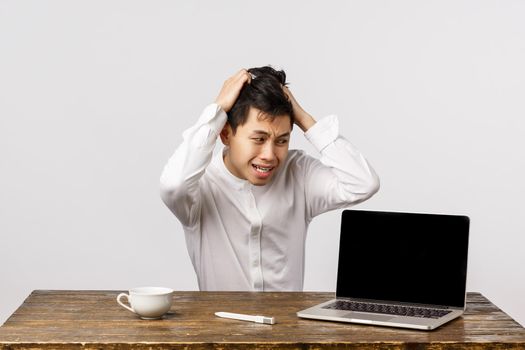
[0,291,524,349]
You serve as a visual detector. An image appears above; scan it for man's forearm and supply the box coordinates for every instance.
[304,114,380,216]
[159,103,226,224]
[295,111,316,132]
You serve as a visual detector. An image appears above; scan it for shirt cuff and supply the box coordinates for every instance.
[182,103,228,148]
[197,103,228,133]
[304,114,339,152]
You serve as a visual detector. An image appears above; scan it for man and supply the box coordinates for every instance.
[160,66,379,291]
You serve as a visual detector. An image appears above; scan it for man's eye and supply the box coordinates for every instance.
[277,139,289,145]
[252,138,265,143]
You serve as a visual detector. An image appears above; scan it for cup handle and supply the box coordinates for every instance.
[117,293,135,313]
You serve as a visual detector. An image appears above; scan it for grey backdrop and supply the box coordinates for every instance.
[1,0,524,326]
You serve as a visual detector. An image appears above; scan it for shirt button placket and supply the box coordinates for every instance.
[247,188,263,291]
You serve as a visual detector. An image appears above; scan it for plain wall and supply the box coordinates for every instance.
[1,0,524,326]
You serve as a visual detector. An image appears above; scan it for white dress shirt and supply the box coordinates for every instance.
[160,103,379,291]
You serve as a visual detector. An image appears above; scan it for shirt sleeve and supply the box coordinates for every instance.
[159,103,227,227]
[302,114,380,220]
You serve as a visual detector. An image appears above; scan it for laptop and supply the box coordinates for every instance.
[297,209,470,330]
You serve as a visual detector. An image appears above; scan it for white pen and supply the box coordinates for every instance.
[215,311,276,325]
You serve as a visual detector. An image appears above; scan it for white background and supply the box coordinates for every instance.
[1,0,524,326]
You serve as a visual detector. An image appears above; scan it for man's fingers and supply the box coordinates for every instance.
[283,85,297,104]
[234,69,251,85]
[223,69,250,91]
[282,85,290,98]
[215,69,251,112]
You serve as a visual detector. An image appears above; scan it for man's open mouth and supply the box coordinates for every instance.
[252,164,274,173]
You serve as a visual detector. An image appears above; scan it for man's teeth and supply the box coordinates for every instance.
[253,165,272,172]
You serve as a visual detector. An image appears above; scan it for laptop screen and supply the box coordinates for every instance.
[336,210,470,308]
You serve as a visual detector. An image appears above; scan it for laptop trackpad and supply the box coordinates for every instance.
[344,312,395,322]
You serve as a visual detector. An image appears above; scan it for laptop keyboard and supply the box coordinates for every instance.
[323,300,452,319]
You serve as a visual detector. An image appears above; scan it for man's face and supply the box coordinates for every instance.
[221,107,292,186]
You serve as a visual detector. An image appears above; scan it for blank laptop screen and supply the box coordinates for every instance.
[336,210,470,308]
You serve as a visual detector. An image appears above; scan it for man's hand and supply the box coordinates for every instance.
[215,69,252,113]
[283,86,316,132]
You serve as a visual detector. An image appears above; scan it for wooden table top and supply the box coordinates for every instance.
[0,291,524,349]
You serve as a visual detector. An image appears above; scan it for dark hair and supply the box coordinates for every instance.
[227,66,294,134]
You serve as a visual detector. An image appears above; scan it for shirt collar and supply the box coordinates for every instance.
[212,147,252,191]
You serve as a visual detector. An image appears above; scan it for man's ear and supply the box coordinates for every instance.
[220,124,232,146]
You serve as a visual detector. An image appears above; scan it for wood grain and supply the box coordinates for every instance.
[0,291,523,349]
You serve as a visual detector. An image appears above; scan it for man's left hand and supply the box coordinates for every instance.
[283,86,316,132]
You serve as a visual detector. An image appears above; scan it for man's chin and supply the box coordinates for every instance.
[249,178,270,186]
[248,174,274,186]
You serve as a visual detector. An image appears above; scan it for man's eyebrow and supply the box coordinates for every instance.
[276,132,291,139]
[251,130,291,138]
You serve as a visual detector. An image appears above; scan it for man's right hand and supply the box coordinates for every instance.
[215,69,252,112]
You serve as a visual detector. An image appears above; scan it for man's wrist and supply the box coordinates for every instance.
[295,113,316,132]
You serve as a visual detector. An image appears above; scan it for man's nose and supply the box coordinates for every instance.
[259,142,276,161]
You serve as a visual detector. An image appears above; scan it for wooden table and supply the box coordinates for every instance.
[0,291,524,349]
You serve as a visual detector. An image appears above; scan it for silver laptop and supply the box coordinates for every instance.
[297,209,470,331]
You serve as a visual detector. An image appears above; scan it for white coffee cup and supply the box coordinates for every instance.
[117,287,174,319]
